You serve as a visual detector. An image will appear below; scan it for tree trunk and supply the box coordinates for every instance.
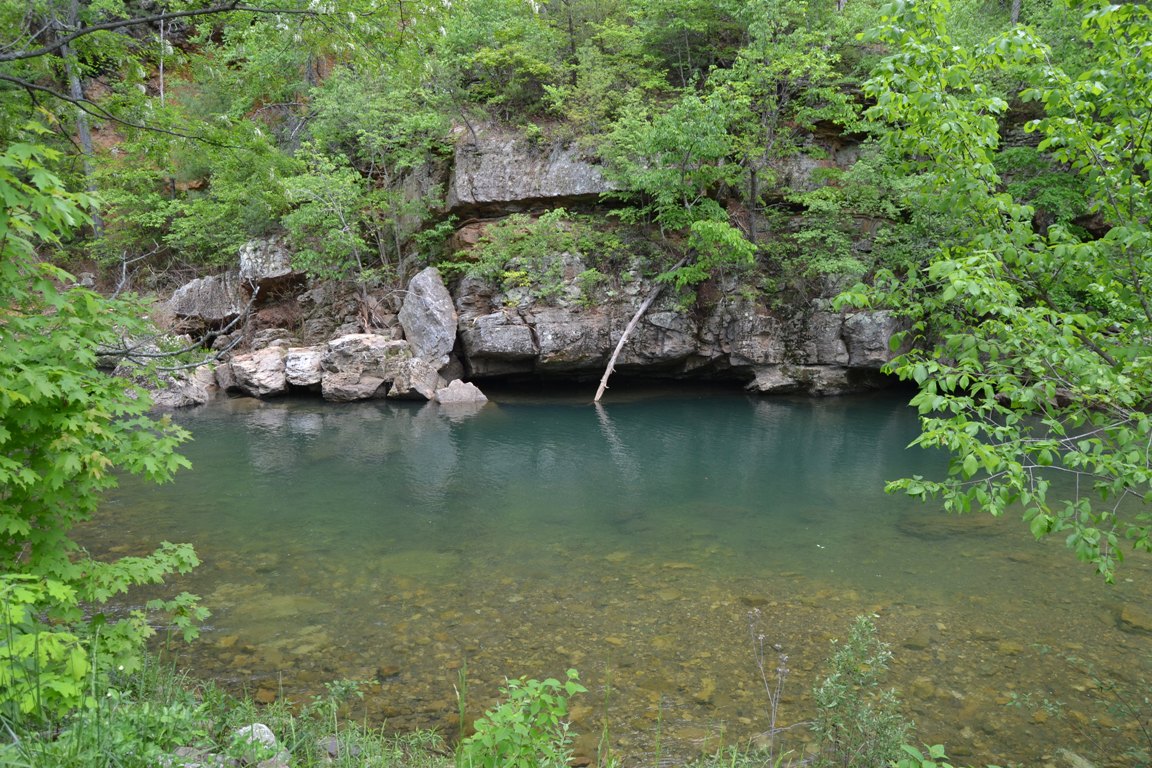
[57,0,103,236]
[594,257,687,402]
[1010,0,1021,23]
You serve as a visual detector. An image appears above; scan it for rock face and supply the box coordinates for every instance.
[228,347,288,398]
[237,235,306,300]
[167,273,244,334]
[446,125,614,213]
[398,267,458,362]
[451,258,900,395]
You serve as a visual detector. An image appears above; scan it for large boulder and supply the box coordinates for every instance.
[285,346,324,388]
[446,125,615,213]
[238,236,306,301]
[320,334,412,402]
[436,379,488,404]
[167,273,244,334]
[388,358,447,401]
[227,347,288,397]
[398,267,457,362]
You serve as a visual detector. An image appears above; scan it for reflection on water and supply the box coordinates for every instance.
[83,387,1152,766]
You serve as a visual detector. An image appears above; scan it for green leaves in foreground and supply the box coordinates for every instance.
[844,0,1152,580]
[1,134,203,721]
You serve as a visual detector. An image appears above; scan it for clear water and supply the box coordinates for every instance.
[83,386,1152,766]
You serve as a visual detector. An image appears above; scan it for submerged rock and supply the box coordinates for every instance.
[1117,604,1152,635]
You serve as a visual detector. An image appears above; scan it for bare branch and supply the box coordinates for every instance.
[0,73,239,147]
[0,3,327,64]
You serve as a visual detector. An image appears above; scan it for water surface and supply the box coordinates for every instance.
[85,386,1152,766]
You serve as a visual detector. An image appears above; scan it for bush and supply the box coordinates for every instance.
[457,669,587,768]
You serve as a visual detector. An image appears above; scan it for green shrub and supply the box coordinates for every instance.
[457,669,587,768]
[810,615,911,768]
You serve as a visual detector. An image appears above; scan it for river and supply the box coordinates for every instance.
[82,384,1152,766]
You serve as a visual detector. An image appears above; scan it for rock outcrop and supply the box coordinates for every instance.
[154,123,897,404]
[452,257,899,395]
[446,125,615,214]
[238,235,306,300]
[167,272,244,335]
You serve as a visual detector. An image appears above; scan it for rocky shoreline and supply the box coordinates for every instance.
[141,125,900,409]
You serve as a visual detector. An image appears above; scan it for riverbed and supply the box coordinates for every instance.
[81,385,1152,766]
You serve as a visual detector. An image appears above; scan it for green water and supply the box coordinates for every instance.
[85,387,1152,766]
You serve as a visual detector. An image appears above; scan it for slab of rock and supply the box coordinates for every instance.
[321,371,387,402]
[436,379,488,404]
[398,267,457,362]
[167,273,244,333]
[150,365,219,409]
[747,364,851,395]
[322,334,411,376]
[447,125,615,212]
[228,347,288,398]
[388,358,446,401]
[237,236,305,300]
[319,334,412,402]
[285,346,323,387]
[843,310,899,368]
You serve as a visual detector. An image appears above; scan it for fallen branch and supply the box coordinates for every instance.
[594,257,686,402]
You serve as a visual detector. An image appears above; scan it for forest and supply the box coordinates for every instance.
[2,0,1152,766]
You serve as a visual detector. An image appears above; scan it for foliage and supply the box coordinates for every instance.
[0,133,202,721]
[0,658,210,768]
[440,209,632,302]
[892,744,972,768]
[841,0,1152,580]
[2,660,454,768]
[809,615,910,768]
[457,669,587,768]
[433,0,564,119]
[283,143,377,282]
[602,90,754,289]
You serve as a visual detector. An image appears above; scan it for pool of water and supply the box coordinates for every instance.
[82,385,1152,766]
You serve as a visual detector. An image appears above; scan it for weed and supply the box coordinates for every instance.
[810,615,911,768]
[457,669,587,768]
